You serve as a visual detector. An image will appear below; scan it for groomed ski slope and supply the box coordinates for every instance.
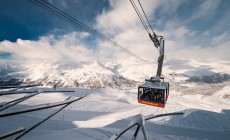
[0,87,230,140]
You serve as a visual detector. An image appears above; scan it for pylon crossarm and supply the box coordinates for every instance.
[0,127,26,139]
[140,124,148,140]
[109,114,145,140]
[145,112,183,121]
[0,92,39,112]
[109,123,137,140]
[0,96,85,118]
[132,125,141,140]
[110,112,184,140]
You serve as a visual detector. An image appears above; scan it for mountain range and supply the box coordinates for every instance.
[0,58,229,89]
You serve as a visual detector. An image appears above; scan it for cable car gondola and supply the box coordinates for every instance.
[137,34,169,108]
[130,0,170,108]
[138,77,169,108]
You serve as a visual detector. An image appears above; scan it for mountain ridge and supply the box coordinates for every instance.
[0,58,230,89]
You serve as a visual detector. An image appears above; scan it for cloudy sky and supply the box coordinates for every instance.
[0,0,229,64]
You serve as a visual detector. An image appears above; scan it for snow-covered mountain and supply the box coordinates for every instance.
[1,58,230,140]
[0,58,229,89]
[165,59,230,84]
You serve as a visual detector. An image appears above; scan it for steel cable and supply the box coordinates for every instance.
[31,0,150,64]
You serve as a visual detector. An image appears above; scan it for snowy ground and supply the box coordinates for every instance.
[0,85,230,140]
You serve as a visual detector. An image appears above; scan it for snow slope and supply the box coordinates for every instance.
[0,87,230,140]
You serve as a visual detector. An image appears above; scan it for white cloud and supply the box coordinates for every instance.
[94,0,178,61]
[203,31,210,36]
[191,0,220,20]
[0,32,95,64]
[166,30,230,61]
[94,0,217,63]
[211,31,230,46]
[168,42,230,61]
[1,0,229,65]
[94,0,229,62]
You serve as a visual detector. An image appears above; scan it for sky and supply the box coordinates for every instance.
[0,0,230,64]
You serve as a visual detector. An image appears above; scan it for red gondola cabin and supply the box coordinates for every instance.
[138,81,169,108]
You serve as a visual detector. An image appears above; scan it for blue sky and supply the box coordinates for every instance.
[0,0,230,62]
[0,0,109,42]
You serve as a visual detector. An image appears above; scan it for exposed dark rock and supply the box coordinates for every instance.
[187,73,230,84]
